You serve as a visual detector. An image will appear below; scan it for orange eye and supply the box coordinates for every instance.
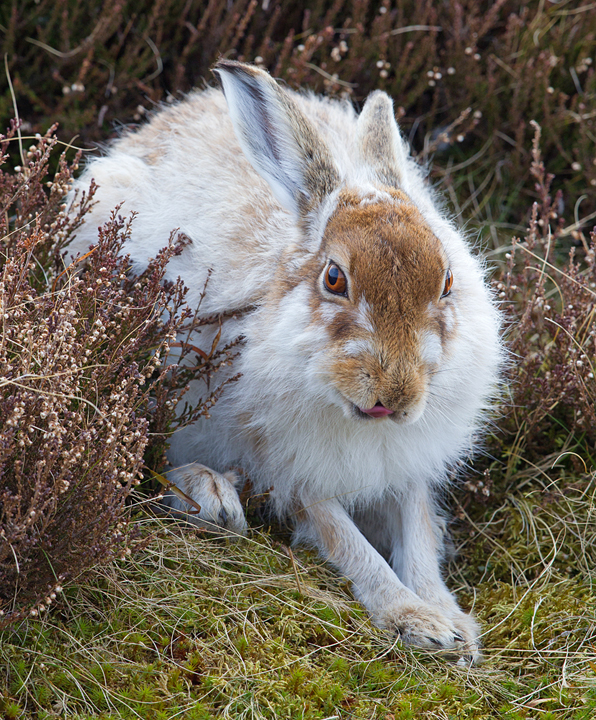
[441,269,453,298]
[324,262,348,296]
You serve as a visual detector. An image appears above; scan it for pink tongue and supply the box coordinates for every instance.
[359,404,394,418]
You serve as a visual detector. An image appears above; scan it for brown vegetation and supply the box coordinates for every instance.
[0,123,235,625]
[496,123,596,474]
[2,0,595,229]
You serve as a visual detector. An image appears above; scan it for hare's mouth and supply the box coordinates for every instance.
[355,402,395,419]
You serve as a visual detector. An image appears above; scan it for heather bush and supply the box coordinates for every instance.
[493,123,596,475]
[1,0,595,228]
[0,125,234,627]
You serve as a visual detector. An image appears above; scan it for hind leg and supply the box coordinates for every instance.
[160,463,247,535]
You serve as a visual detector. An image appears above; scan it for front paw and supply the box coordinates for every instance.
[160,463,248,535]
[377,601,480,661]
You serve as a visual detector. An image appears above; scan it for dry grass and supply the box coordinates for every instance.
[1,477,595,719]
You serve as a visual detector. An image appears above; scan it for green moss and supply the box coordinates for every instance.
[182,704,213,720]
[2,702,23,720]
[436,682,459,700]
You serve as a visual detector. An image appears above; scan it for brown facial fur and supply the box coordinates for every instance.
[315,189,452,418]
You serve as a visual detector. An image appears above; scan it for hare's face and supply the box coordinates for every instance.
[312,190,455,424]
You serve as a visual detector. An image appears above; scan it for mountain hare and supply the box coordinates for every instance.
[68,60,502,659]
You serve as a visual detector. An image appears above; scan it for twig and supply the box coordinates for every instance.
[303,63,358,88]
[389,24,442,36]
[4,54,24,165]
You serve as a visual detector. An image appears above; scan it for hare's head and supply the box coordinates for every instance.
[312,189,455,424]
[214,61,490,425]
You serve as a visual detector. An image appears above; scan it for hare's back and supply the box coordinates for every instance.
[70,90,294,311]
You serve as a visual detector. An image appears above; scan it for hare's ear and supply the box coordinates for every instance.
[356,90,409,188]
[213,60,340,218]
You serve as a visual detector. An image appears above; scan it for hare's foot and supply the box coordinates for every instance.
[410,589,482,662]
[160,463,247,535]
[378,601,480,662]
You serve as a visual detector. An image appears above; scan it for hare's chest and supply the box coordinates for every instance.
[238,409,430,506]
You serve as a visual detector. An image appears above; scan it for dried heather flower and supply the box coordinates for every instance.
[0,126,235,627]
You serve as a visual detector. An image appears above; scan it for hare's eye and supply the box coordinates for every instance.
[324,263,348,296]
[441,269,453,299]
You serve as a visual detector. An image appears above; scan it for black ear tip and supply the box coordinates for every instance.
[214,60,271,88]
[213,59,257,78]
[212,60,268,100]
[213,59,235,72]
[212,60,247,93]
